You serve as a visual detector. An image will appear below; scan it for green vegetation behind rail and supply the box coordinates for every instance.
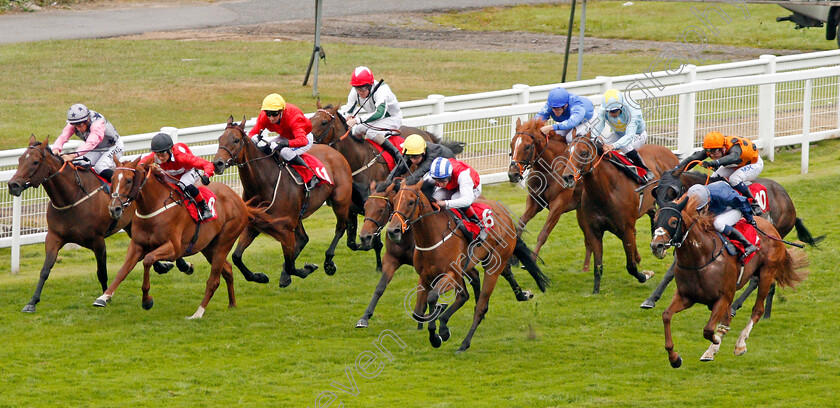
[431,2,834,51]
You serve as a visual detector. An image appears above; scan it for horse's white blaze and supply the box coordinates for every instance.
[187,306,205,320]
[654,227,667,237]
[513,137,522,153]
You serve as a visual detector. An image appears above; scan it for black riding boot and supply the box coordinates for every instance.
[733,182,762,216]
[196,199,213,221]
[624,150,652,183]
[99,169,114,183]
[726,228,757,258]
[288,155,319,190]
[381,139,407,169]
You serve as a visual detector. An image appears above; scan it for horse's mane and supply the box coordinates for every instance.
[375,178,401,193]
[322,104,348,129]
[681,195,716,232]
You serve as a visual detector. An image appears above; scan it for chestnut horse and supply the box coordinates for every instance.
[212,116,353,288]
[93,157,259,319]
[508,118,583,261]
[559,135,679,293]
[385,180,550,352]
[651,195,809,367]
[643,167,824,314]
[309,102,463,270]
[7,136,182,313]
[355,179,535,329]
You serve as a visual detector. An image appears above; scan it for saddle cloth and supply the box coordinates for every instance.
[365,136,405,171]
[731,219,761,264]
[289,153,334,186]
[167,184,218,223]
[606,151,648,184]
[448,202,495,240]
[747,183,770,213]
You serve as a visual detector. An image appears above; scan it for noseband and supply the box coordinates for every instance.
[363,194,392,236]
[313,109,338,145]
[510,131,547,176]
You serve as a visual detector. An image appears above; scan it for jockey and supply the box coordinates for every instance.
[141,133,215,221]
[51,103,124,182]
[340,66,406,169]
[687,182,758,257]
[592,89,652,183]
[388,134,455,185]
[533,87,594,143]
[427,157,482,222]
[676,131,764,215]
[248,93,316,172]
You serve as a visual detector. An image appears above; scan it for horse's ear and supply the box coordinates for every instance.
[29,134,38,146]
[516,117,521,128]
[131,155,143,167]
[676,195,689,211]
[42,135,50,146]
[227,115,234,125]
[316,99,322,110]
[672,165,684,177]
[240,116,247,128]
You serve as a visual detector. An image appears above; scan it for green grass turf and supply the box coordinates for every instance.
[0,137,837,407]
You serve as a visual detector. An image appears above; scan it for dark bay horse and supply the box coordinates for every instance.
[309,102,463,270]
[559,136,679,293]
[7,135,181,313]
[642,168,824,314]
[94,157,259,318]
[508,118,583,262]
[355,179,535,329]
[651,195,809,367]
[385,180,550,352]
[212,116,353,288]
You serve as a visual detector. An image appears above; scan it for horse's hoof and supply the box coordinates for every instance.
[182,263,194,275]
[355,318,369,329]
[278,275,292,288]
[142,298,154,310]
[640,299,656,309]
[457,343,470,353]
[670,356,683,368]
[92,298,108,308]
[429,333,442,348]
[734,346,747,356]
[153,261,174,275]
[439,328,451,342]
[21,304,36,313]
[324,262,337,276]
[516,290,534,302]
[253,273,270,284]
[304,263,319,274]
[592,288,600,295]
[730,308,737,318]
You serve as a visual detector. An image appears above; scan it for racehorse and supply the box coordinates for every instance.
[508,118,583,262]
[559,135,679,293]
[385,180,550,352]
[94,157,261,318]
[650,195,809,367]
[7,135,184,313]
[310,102,464,270]
[355,178,536,329]
[212,116,354,288]
[642,167,824,314]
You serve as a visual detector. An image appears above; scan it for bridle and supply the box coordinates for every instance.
[389,186,462,251]
[363,194,392,236]
[216,124,275,169]
[656,204,723,270]
[560,135,606,187]
[509,131,548,176]
[109,166,149,209]
[18,145,73,190]
[313,109,340,146]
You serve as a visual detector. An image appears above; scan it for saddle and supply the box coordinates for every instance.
[719,220,761,264]
[448,203,494,242]
[605,151,649,184]
[164,182,218,223]
[365,136,405,171]
[276,153,333,192]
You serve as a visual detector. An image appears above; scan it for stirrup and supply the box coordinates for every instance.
[751,202,763,216]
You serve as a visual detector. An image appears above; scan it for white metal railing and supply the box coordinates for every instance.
[3,52,839,273]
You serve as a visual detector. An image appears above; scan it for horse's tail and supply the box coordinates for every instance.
[351,181,370,211]
[512,237,550,292]
[794,217,825,248]
[774,247,810,289]
[440,139,466,156]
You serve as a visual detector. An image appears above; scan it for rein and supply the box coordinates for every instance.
[363,194,392,236]
[26,146,104,211]
[659,206,725,270]
[389,188,462,251]
[218,125,277,169]
[510,131,549,176]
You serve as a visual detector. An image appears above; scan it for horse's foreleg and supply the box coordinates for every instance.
[345,214,360,251]
[94,241,146,307]
[735,270,774,356]
[356,254,401,328]
[92,237,109,293]
[188,251,229,320]
[438,272,471,343]
[534,199,565,257]
[458,266,501,352]
[23,232,65,313]
[412,283,429,330]
[138,242,178,310]
[641,259,676,309]
[372,235,383,273]
[663,292,693,368]
[232,225,268,284]
[582,224,605,294]
[704,297,732,345]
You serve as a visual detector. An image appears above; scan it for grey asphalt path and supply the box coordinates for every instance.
[0,0,561,44]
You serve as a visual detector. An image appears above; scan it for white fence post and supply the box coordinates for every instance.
[597,76,613,93]
[677,65,697,157]
[428,94,445,138]
[758,55,777,161]
[11,195,21,274]
[801,79,812,174]
[161,126,179,144]
[512,84,530,135]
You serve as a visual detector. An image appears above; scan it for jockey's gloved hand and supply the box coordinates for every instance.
[273,139,290,151]
[258,143,273,155]
[200,174,211,185]
[749,218,757,227]
[700,160,720,169]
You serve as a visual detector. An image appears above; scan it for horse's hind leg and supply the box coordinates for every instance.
[23,232,65,313]
[641,259,676,309]
[502,265,532,301]
[232,225,269,284]
[735,271,774,356]
[730,275,758,317]
[458,267,501,352]
[94,241,146,307]
[582,223,605,294]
